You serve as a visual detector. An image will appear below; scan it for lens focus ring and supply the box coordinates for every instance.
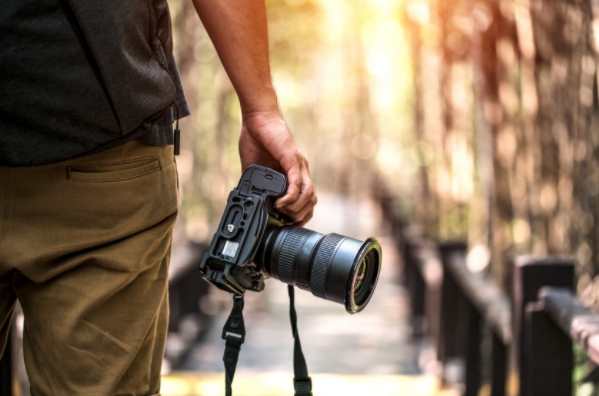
[277,227,311,284]
[310,233,344,298]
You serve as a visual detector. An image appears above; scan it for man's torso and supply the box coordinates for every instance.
[0,0,189,166]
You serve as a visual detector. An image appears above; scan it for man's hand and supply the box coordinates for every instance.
[240,111,316,226]
[192,0,317,225]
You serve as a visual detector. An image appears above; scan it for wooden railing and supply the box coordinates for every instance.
[439,243,513,396]
[402,238,512,395]
[375,186,599,395]
[389,214,599,395]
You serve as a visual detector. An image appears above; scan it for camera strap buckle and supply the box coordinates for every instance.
[222,295,246,343]
[222,294,245,396]
[293,378,313,395]
[220,287,313,396]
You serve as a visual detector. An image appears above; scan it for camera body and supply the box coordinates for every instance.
[200,165,382,313]
[199,165,289,295]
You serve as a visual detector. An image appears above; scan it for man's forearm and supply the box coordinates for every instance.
[191,0,278,116]
[192,0,317,223]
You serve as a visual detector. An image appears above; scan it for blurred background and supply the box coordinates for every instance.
[6,0,599,395]
[163,0,433,394]
[162,0,599,394]
[169,0,412,244]
[168,0,599,302]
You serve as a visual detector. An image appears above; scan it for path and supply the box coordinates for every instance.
[163,193,455,396]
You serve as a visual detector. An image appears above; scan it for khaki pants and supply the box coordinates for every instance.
[0,141,178,395]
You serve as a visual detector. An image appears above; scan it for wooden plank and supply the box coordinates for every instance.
[437,245,512,396]
[438,260,461,364]
[513,257,575,396]
[540,287,599,366]
[525,302,573,396]
[403,240,427,335]
[162,372,456,396]
[438,243,470,390]
[464,302,482,396]
[490,332,507,396]
[444,249,512,345]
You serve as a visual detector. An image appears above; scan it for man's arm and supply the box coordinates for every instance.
[191,0,317,225]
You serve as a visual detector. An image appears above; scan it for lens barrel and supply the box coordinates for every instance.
[261,226,382,313]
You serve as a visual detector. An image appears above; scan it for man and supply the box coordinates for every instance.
[0,0,317,394]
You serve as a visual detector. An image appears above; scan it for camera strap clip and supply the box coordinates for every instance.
[222,294,245,396]
[220,288,312,396]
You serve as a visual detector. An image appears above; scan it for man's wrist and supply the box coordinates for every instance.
[241,110,287,133]
[239,86,281,119]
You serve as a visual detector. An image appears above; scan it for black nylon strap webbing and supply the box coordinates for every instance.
[221,287,312,396]
[288,285,313,396]
[222,295,245,396]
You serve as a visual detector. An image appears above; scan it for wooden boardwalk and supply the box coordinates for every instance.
[163,194,458,395]
[161,373,458,396]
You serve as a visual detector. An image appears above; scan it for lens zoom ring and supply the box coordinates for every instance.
[277,227,312,284]
[310,233,344,298]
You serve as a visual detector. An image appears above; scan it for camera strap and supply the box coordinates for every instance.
[220,286,312,396]
[288,284,313,396]
[222,294,245,396]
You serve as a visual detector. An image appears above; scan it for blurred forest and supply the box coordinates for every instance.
[404,0,599,301]
[168,0,599,303]
[168,1,412,245]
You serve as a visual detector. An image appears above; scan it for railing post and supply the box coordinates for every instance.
[403,240,426,336]
[490,332,507,396]
[464,301,482,396]
[437,243,467,379]
[525,301,573,395]
[513,257,574,396]
[0,329,13,396]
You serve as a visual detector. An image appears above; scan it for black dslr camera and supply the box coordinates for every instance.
[199,165,382,313]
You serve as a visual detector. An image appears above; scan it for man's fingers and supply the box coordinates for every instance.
[275,176,300,208]
[296,208,314,227]
[240,114,317,220]
[279,162,314,212]
[283,182,315,215]
[285,192,317,223]
[275,158,302,208]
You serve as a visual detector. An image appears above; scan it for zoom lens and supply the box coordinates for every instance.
[260,226,382,313]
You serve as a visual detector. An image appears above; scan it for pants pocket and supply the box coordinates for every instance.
[67,157,161,182]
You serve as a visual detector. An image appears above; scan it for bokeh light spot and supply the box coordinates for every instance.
[376,142,402,175]
[351,134,378,160]
[367,53,392,77]
[406,0,430,25]
[466,244,490,273]
[379,20,404,42]
[513,218,531,244]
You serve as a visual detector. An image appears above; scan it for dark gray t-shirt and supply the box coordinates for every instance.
[0,0,189,166]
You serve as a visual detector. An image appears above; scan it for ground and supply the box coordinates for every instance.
[162,193,459,396]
